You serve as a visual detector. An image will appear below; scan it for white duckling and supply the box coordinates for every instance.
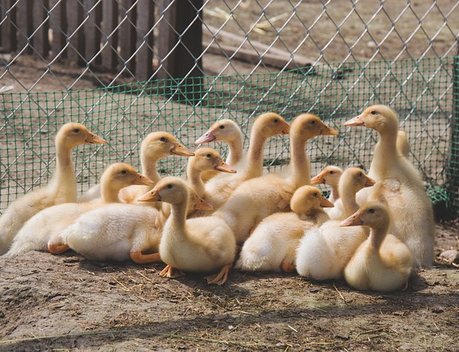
[341,202,414,292]
[204,112,290,209]
[138,177,236,285]
[295,167,375,280]
[79,131,194,203]
[311,165,343,203]
[0,123,106,255]
[235,185,333,272]
[345,105,434,268]
[214,113,338,244]
[195,119,244,181]
[5,163,153,257]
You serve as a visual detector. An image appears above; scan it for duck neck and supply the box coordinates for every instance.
[242,130,266,179]
[169,201,188,233]
[302,208,328,225]
[330,186,339,203]
[100,182,122,203]
[340,186,360,218]
[369,224,388,250]
[289,135,310,189]
[51,140,77,202]
[141,154,161,184]
[188,168,205,198]
[370,128,398,179]
[226,134,243,166]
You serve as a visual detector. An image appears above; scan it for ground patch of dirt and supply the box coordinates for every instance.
[0,222,457,351]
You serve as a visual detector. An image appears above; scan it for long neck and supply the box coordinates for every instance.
[370,128,398,179]
[226,135,243,166]
[242,129,266,179]
[100,182,122,203]
[330,185,339,203]
[50,140,77,202]
[187,167,206,198]
[169,201,188,233]
[340,185,360,218]
[141,153,161,183]
[289,135,310,188]
[369,223,388,249]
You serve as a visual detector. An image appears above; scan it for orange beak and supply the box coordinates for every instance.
[311,171,327,185]
[215,161,237,174]
[320,197,334,208]
[137,189,161,202]
[195,197,213,211]
[134,174,155,186]
[365,176,376,187]
[321,124,339,136]
[344,114,365,127]
[340,210,364,227]
[86,132,107,144]
[195,130,217,144]
[171,143,195,157]
[280,120,290,134]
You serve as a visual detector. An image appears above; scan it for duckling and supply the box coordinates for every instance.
[79,131,194,203]
[214,113,338,244]
[0,123,106,255]
[235,185,332,272]
[195,119,244,181]
[6,163,152,256]
[138,177,236,285]
[341,202,414,292]
[295,167,375,280]
[311,165,343,203]
[204,112,290,209]
[345,105,434,268]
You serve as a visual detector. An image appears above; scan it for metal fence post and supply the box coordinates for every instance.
[447,55,459,211]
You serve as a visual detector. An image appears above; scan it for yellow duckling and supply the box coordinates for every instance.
[311,165,344,205]
[0,123,106,255]
[6,163,152,256]
[345,105,434,268]
[295,167,375,280]
[341,202,414,292]
[195,119,244,181]
[235,185,332,272]
[204,112,290,209]
[138,177,236,285]
[214,113,338,244]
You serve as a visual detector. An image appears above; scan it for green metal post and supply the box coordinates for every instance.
[447,56,459,212]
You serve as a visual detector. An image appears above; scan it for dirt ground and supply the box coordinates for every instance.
[1,1,458,351]
[0,220,457,352]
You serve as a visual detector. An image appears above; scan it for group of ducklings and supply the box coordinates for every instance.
[0,104,435,291]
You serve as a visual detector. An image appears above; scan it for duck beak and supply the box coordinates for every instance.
[280,120,290,134]
[195,198,213,211]
[322,124,339,136]
[134,174,155,186]
[171,143,195,157]
[344,114,365,127]
[340,211,363,227]
[365,176,376,187]
[137,189,161,202]
[320,197,334,208]
[195,131,216,144]
[86,132,107,144]
[311,171,326,185]
[215,161,237,173]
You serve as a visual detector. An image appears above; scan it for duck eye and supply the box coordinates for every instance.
[368,208,375,214]
[370,110,377,115]
[313,193,319,198]
[329,171,334,175]
[73,128,80,133]
[206,153,212,158]
[160,137,167,142]
[167,184,173,189]
[273,118,279,123]
[310,120,316,125]
[219,125,225,129]
[120,169,128,175]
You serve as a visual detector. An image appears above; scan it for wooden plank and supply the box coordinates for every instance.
[16,0,33,54]
[32,0,50,57]
[134,0,154,80]
[157,0,203,79]
[119,0,136,73]
[66,0,84,64]
[83,0,102,65]
[101,0,118,70]
[49,0,67,60]
[0,0,17,52]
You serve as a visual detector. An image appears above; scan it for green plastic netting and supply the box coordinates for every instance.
[1,56,458,215]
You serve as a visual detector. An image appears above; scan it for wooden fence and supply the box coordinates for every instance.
[0,0,203,82]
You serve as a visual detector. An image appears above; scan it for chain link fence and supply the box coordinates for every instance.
[1,0,458,214]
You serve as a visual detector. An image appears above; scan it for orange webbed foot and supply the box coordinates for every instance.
[206,264,231,285]
[159,264,183,279]
[280,258,295,273]
[48,242,70,255]
[130,251,162,264]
